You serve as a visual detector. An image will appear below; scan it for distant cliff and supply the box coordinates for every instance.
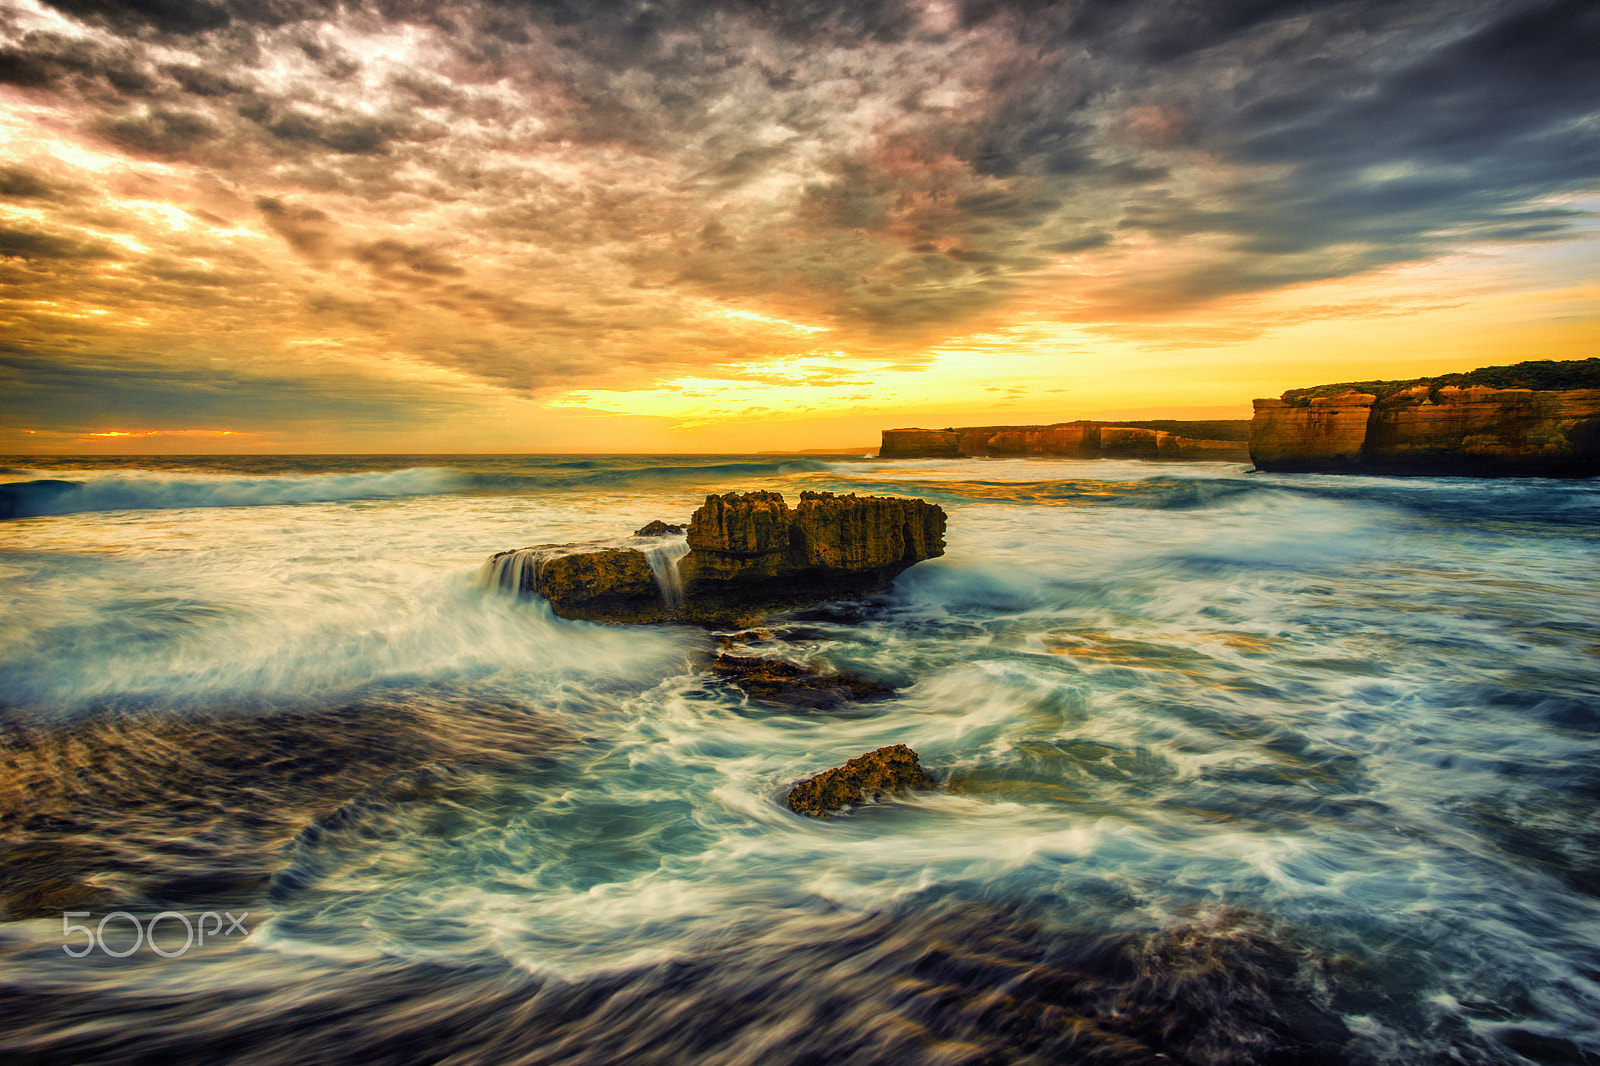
[880,420,1252,461]
[1250,359,1600,477]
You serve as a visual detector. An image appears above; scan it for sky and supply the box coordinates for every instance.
[0,0,1595,453]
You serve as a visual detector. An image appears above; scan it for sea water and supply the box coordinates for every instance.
[0,454,1596,1064]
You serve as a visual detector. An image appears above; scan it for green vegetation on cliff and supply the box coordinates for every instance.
[1110,419,1253,441]
[913,419,1252,440]
[1281,358,1600,405]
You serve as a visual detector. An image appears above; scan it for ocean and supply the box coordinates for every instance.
[1,454,1597,1065]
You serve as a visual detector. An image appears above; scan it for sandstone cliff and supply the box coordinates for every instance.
[880,420,1251,461]
[485,490,946,626]
[1250,359,1600,476]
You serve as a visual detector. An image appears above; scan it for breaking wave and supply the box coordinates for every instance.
[0,469,462,520]
[456,459,831,494]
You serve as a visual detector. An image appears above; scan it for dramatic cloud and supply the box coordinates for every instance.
[0,0,1595,447]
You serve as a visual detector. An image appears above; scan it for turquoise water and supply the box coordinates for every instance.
[1,455,1597,1064]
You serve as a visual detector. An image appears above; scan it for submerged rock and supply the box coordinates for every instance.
[0,704,570,921]
[633,520,685,536]
[487,490,946,627]
[702,653,895,709]
[786,744,933,817]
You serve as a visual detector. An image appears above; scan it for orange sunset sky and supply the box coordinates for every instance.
[1,0,1596,453]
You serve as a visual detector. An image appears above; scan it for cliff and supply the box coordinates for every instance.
[1250,359,1600,476]
[880,420,1251,461]
[485,490,946,626]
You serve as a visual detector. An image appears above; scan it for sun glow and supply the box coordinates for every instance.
[719,310,832,333]
[79,430,248,439]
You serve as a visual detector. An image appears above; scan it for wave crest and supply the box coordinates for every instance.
[0,468,461,519]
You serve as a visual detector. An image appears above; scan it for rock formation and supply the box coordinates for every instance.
[1249,391,1377,471]
[485,490,946,626]
[786,744,934,817]
[702,653,895,709]
[1250,359,1600,476]
[880,420,1251,461]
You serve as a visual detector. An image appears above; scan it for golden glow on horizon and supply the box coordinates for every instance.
[79,430,248,439]
[537,239,1597,436]
[547,355,891,426]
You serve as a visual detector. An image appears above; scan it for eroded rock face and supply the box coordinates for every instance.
[677,491,946,620]
[786,744,933,817]
[688,490,792,557]
[878,428,961,458]
[1249,391,1377,472]
[487,490,946,626]
[1251,362,1600,476]
[880,422,1251,461]
[1364,386,1600,475]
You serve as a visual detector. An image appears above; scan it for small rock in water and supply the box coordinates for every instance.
[704,652,894,709]
[633,520,685,536]
[787,602,877,625]
[787,744,933,817]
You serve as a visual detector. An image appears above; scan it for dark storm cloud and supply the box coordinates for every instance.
[245,102,414,156]
[0,222,121,261]
[0,347,473,430]
[161,62,237,96]
[1199,0,1600,258]
[96,105,220,156]
[40,0,232,36]
[35,0,339,35]
[254,196,338,259]
[0,165,72,201]
[354,238,464,279]
[0,31,158,98]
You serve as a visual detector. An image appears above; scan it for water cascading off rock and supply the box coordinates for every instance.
[483,490,946,626]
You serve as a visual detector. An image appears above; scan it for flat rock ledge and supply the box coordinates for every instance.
[485,490,946,627]
[786,744,934,818]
